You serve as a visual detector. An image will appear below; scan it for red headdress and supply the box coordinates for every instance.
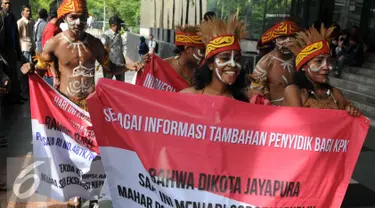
[198,15,247,65]
[288,24,334,71]
[57,0,88,19]
[260,20,301,44]
[174,25,205,47]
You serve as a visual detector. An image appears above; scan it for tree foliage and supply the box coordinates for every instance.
[30,0,140,29]
[208,0,292,39]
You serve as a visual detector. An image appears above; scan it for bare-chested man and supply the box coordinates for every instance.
[250,20,301,106]
[22,0,141,207]
[22,0,141,110]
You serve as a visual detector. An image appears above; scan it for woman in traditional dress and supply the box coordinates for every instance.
[284,24,361,117]
[180,16,249,102]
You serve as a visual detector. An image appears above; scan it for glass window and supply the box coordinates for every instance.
[207,0,293,39]
[333,0,364,28]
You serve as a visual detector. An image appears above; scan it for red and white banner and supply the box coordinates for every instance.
[87,78,369,208]
[135,54,189,92]
[29,74,105,201]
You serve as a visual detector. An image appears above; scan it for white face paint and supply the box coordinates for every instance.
[214,50,241,68]
[193,49,205,64]
[275,37,292,54]
[307,55,330,72]
[213,50,241,85]
[66,16,87,33]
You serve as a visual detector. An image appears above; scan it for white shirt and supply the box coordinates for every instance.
[148,40,156,53]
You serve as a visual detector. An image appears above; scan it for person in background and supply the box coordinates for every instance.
[138,36,149,61]
[18,5,34,63]
[34,8,48,54]
[0,64,10,191]
[203,11,216,21]
[180,15,249,102]
[42,0,63,48]
[17,4,34,100]
[101,15,127,81]
[0,0,22,105]
[284,24,360,117]
[329,22,341,58]
[148,34,156,54]
[334,34,364,78]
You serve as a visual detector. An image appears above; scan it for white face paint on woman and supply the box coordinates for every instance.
[303,54,332,84]
[210,50,241,85]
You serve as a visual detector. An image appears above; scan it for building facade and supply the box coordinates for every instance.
[140,0,207,42]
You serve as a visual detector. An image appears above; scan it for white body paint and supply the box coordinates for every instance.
[61,34,95,97]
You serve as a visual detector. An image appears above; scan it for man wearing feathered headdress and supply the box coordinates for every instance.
[21,0,143,111]
[249,19,301,106]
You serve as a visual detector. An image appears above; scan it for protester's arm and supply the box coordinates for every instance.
[283,85,303,107]
[94,37,110,72]
[249,55,271,96]
[21,36,57,77]
[332,87,361,117]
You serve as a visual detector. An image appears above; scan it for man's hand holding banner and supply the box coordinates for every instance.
[87,78,369,208]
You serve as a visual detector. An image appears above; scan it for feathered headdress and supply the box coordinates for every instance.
[198,15,247,64]
[260,20,301,44]
[288,24,334,71]
[174,25,204,47]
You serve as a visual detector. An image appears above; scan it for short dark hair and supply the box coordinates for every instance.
[149,34,154,38]
[204,11,216,21]
[22,4,31,11]
[109,15,123,25]
[49,0,63,19]
[38,8,48,19]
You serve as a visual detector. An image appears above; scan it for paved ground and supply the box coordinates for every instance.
[0,68,375,207]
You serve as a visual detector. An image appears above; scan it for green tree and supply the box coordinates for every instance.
[208,0,292,39]
[31,0,141,31]
[30,0,53,19]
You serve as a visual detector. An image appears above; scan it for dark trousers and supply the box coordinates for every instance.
[103,72,125,82]
[2,54,20,101]
[20,51,33,98]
